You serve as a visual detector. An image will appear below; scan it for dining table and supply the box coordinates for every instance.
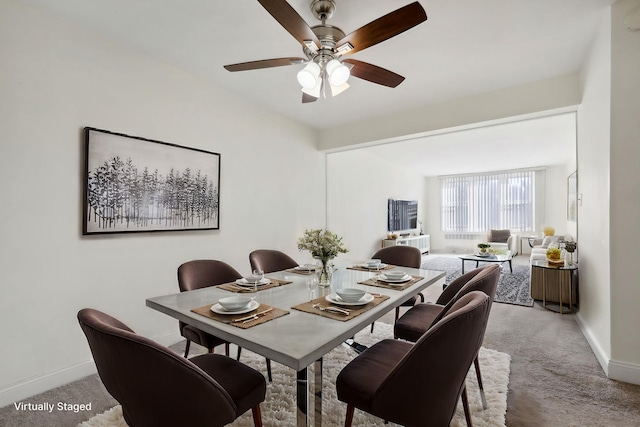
[145,262,445,427]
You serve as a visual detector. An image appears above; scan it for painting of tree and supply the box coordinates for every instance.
[83,128,220,234]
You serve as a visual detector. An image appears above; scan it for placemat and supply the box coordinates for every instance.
[347,264,396,272]
[284,268,316,275]
[291,294,389,321]
[358,275,424,291]
[191,303,289,329]
[218,278,293,293]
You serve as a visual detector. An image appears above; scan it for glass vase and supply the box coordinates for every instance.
[317,260,333,287]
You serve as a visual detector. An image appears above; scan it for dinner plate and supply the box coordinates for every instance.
[326,292,374,306]
[294,264,317,271]
[375,274,412,283]
[210,299,259,315]
[361,263,388,269]
[234,278,270,287]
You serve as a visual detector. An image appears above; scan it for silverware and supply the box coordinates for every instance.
[312,303,350,315]
[232,307,273,323]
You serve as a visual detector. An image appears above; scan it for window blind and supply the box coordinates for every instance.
[441,170,535,232]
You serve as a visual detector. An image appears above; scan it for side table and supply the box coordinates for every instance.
[519,234,538,256]
[530,260,578,314]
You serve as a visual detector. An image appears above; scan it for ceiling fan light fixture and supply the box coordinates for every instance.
[326,59,350,86]
[301,77,322,98]
[297,62,321,89]
[330,81,349,97]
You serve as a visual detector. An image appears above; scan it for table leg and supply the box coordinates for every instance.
[568,270,573,313]
[541,267,547,310]
[297,358,323,427]
[296,368,309,427]
[314,358,323,427]
[461,260,465,274]
[508,260,512,273]
[560,271,564,315]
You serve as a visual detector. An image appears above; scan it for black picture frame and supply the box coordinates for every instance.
[83,127,220,235]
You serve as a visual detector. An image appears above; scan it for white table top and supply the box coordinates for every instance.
[146,264,445,371]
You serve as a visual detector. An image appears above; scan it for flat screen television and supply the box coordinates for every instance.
[387,199,418,232]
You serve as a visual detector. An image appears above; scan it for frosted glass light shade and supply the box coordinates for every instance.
[330,82,349,97]
[297,62,321,89]
[326,59,350,86]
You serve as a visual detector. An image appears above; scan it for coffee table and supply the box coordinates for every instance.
[459,251,513,274]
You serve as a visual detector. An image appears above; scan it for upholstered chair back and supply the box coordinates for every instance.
[371,246,422,269]
[78,308,238,427]
[177,260,242,292]
[248,249,298,274]
[359,292,490,426]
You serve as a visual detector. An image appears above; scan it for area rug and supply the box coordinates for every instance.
[77,323,510,427]
[422,257,534,307]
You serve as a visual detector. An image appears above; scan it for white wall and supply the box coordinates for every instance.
[0,1,324,406]
[576,0,640,386]
[609,0,640,382]
[326,150,428,261]
[575,5,613,373]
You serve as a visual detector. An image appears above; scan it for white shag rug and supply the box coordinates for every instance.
[78,323,510,427]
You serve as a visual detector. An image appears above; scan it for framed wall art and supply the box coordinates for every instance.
[83,127,220,235]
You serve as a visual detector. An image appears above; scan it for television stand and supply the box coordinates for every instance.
[382,235,430,254]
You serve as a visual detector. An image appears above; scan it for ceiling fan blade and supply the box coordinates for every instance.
[224,57,306,72]
[257,0,321,49]
[302,92,318,103]
[343,59,405,88]
[336,2,427,55]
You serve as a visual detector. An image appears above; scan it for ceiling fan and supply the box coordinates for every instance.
[223,0,427,103]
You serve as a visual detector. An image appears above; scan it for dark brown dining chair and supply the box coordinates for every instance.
[78,308,266,427]
[249,249,299,274]
[337,291,491,427]
[369,245,424,332]
[394,263,501,409]
[178,260,272,381]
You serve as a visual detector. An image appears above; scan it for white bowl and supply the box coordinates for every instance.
[336,288,366,303]
[218,296,252,311]
[365,259,381,267]
[385,270,406,279]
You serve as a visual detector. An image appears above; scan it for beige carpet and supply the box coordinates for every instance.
[77,323,510,427]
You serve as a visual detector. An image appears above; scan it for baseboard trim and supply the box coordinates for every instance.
[575,313,640,385]
[609,359,640,386]
[0,330,183,408]
[575,313,610,376]
[0,360,97,409]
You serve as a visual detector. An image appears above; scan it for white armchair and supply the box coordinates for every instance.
[487,229,516,254]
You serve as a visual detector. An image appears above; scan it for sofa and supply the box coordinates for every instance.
[529,235,564,263]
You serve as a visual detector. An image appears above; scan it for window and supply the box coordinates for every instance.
[441,170,535,232]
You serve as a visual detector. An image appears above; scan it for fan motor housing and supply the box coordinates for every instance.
[304,24,345,62]
[311,0,336,20]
